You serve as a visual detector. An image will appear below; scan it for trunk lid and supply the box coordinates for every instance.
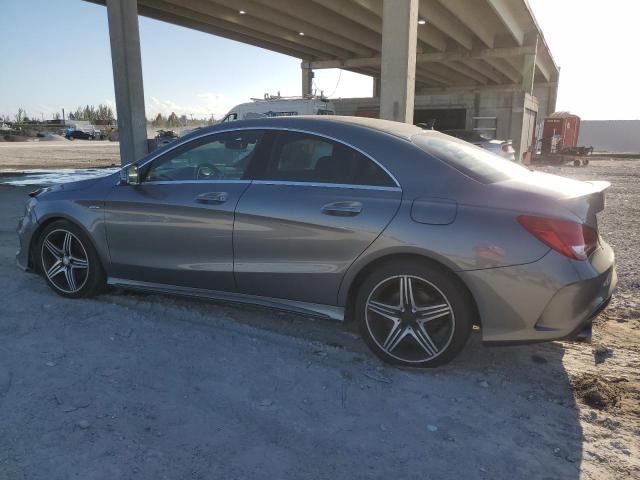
[497,172,609,229]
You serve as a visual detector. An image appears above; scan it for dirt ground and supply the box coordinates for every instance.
[0,157,638,479]
[0,141,120,170]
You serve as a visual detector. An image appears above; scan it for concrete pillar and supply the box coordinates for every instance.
[511,35,538,161]
[372,76,381,98]
[510,91,526,162]
[547,72,560,114]
[380,0,418,123]
[521,35,538,95]
[510,92,538,163]
[301,61,313,98]
[106,0,148,165]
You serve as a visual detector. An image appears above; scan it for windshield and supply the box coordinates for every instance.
[413,133,529,184]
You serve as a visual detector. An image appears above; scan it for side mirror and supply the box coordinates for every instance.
[120,164,140,185]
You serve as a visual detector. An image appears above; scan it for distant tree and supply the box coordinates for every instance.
[152,113,165,127]
[69,106,85,121]
[166,112,179,127]
[14,108,27,123]
[96,104,114,121]
[53,112,61,121]
[66,104,114,122]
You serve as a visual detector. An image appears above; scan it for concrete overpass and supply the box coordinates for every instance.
[88,0,559,164]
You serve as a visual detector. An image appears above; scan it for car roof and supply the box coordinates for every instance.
[181,115,428,142]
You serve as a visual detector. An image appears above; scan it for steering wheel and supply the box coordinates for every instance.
[196,163,223,180]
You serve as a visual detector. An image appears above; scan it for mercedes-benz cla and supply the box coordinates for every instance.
[17,116,616,367]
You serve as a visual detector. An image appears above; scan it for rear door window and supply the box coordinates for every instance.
[264,132,396,187]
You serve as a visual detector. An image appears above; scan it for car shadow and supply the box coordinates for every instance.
[106,289,584,479]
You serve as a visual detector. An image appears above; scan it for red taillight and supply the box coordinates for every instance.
[518,215,598,260]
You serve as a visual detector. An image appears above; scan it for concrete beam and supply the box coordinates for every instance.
[484,57,520,83]
[414,81,558,96]
[309,46,536,69]
[414,65,451,86]
[210,0,374,57]
[138,6,313,60]
[349,0,448,51]
[259,0,381,53]
[535,51,555,82]
[106,0,148,165]
[158,0,353,59]
[440,61,488,85]
[462,59,504,84]
[486,0,527,45]
[140,1,329,59]
[419,0,474,50]
[380,0,418,123]
[435,0,497,47]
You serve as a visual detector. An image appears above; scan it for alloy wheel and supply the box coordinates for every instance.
[40,229,90,294]
[365,275,455,363]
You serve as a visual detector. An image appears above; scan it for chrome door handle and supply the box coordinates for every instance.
[321,201,363,216]
[196,192,228,204]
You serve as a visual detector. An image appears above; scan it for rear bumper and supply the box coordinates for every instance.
[563,294,612,342]
[460,242,617,344]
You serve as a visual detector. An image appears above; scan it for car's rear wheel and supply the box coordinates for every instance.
[356,260,474,367]
[38,220,106,298]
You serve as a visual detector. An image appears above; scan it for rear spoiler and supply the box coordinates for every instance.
[565,180,610,223]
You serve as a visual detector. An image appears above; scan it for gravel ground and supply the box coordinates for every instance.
[0,159,638,479]
[0,141,120,170]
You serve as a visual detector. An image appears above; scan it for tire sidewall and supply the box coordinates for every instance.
[355,259,474,368]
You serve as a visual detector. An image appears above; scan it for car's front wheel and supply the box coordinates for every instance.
[356,260,474,367]
[37,220,106,298]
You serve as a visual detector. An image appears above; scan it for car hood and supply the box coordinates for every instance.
[31,172,117,198]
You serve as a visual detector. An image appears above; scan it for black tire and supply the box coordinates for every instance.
[36,220,106,298]
[355,259,474,367]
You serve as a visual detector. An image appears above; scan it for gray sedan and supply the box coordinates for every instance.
[16,116,616,367]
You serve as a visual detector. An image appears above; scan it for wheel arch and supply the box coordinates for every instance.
[342,252,481,327]
[29,215,105,272]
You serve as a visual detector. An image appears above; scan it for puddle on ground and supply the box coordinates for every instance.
[0,168,119,186]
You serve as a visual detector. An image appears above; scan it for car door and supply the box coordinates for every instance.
[233,131,402,306]
[104,129,265,291]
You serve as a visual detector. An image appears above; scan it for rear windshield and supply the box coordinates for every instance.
[412,133,529,184]
[444,130,492,142]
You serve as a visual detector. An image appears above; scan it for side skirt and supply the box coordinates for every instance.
[107,277,345,321]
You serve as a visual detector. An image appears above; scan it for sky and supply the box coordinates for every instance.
[0,0,638,120]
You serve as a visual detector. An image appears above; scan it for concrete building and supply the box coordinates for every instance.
[87,0,559,164]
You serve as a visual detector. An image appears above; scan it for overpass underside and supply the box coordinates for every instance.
[88,0,559,163]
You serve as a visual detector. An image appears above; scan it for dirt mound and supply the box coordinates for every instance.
[572,374,622,410]
[37,134,66,142]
